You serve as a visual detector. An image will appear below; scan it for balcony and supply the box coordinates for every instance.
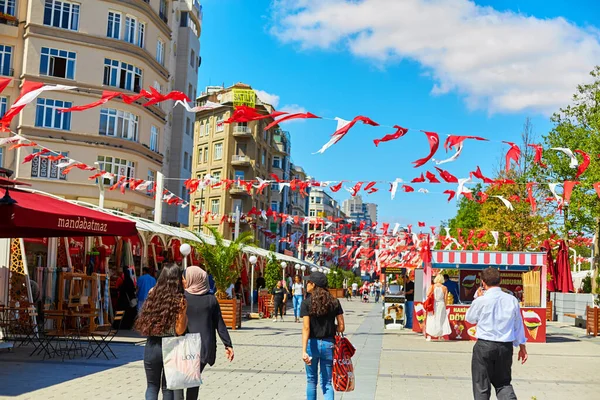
[0,14,18,27]
[229,185,250,196]
[231,155,251,166]
[232,125,252,138]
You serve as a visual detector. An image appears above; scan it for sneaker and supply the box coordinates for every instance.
[426,336,431,342]
[273,318,277,322]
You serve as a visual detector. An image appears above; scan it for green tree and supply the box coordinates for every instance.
[541,66,600,291]
[264,244,281,292]
[191,225,255,299]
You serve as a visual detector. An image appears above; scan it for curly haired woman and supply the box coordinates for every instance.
[135,263,188,400]
[301,271,345,400]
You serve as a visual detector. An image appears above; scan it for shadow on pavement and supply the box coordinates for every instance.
[0,342,143,397]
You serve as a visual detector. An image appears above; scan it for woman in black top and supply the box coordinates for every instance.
[301,271,345,400]
[183,266,234,400]
[117,267,137,329]
[271,280,288,322]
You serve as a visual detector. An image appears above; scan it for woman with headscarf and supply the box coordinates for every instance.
[117,267,137,329]
[183,266,234,400]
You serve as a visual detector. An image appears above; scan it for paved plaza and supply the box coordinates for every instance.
[1,300,599,399]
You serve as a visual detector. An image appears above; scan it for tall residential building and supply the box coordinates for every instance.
[190,83,279,249]
[342,195,378,225]
[165,0,202,227]
[306,187,345,266]
[289,163,309,258]
[270,129,291,252]
[0,0,200,221]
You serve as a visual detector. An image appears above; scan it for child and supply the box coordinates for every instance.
[346,287,352,301]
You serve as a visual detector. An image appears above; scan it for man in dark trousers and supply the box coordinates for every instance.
[466,268,528,400]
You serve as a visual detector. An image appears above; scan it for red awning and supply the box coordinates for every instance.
[0,188,137,238]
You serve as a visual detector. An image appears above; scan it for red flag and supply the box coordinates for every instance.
[574,150,590,178]
[363,181,378,194]
[502,141,521,172]
[0,81,44,127]
[58,91,121,112]
[264,112,320,131]
[425,171,441,183]
[418,222,426,227]
[109,176,126,191]
[22,149,49,163]
[0,78,10,95]
[316,115,379,153]
[225,105,288,123]
[330,181,344,192]
[350,182,363,196]
[593,182,600,198]
[9,142,37,150]
[444,135,488,151]
[476,192,488,204]
[121,89,151,104]
[411,173,425,183]
[527,144,547,168]
[412,131,439,168]
[373,125,408,147]
[143,87,189,107]
[470,166,494,184]
[526,182,537,213]
[443,190,455,202]
[563,181,579,204]
[402,185,414,193]
[434,167,458,183]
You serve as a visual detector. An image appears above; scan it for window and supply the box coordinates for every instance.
[271,201,279,212]
[190,49,195,67]
[40,47,76,79]
[315,197,322,204]
[234,170,244,180]
[97,156,135,185]
[35,98,72,130]
[197,147,202,164]
[211,170,221,181]
[261,149,266,166]
[0,0,16,17]
[103,58,142,92]
[124,16,136,44]
[99,108,139,141]
[215,115,224,133]
[107,11,121,39]
[273,156,281,169]
[43,0,80,31]
[180,11,199,37]
[189,154,193,170]
[0,45,12,76]
[150,125,159,152]
[310,197,315,203]
[210,199,220,215]
[263,129,268,142]
[188,84,193,100]
[147,169,156,195]
[309,210,316,217]
[0,96,7,118]
[271,183,278,191]
[183,151,189,170]
[31,149,69,180]
[232,199,242,214]
[213,143,222,160]
[186,117,191,136]
[156,39,165,65]
[0,147,3,168]
[203,146,208,162]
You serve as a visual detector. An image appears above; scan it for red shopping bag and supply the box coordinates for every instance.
[333,334,356,392]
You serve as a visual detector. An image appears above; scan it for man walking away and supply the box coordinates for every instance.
[351,281,358,297]
[136,267,156,311]
[443,274,460,304]
[374,280,382,303]
[466,267,528,400]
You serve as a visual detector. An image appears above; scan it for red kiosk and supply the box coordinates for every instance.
[413,250,548,343]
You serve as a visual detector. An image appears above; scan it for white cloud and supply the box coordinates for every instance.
[270,0,600,115]
[255,89,280,108]
[280,104,307,114]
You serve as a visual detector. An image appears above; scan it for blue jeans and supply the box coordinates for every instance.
[306,338,335,400]
[293,295,303,318]
[405,301,413,329]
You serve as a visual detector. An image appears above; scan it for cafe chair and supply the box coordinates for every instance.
[87,310,124,360]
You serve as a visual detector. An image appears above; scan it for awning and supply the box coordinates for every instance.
[432,250,545,271]
[0,188,138,238]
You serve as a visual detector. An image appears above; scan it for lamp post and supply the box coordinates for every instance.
[249,255,257,314]
[294,263,300,275]
[281,261,287,283]
[179,243,191,269]
[311,267,317,273]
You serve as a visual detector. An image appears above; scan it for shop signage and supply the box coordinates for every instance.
[233,89,256,108]
[459,270,524,302]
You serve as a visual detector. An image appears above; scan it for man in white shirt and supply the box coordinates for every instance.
[466,268,528,400]
[351,281,358,297]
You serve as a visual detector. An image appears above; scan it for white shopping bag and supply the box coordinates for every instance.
[162,333,203,390]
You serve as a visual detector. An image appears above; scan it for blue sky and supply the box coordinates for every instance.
[197,0,600,228]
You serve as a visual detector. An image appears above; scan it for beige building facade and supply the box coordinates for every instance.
[190,83,278,248]
[0,0,199,219]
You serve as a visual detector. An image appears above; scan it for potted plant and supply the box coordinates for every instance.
[191,226,255,329]
[326,267,345,298]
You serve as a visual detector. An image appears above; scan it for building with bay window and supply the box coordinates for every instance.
[0,0,202,221]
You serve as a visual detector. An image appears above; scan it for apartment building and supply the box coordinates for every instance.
[165,0,201,227]
[289,163,309,258]
[270,129,291,251]
[306,187,346,266]
[189,83,279,249]
[342,195,378,225]
[0,0,199,220]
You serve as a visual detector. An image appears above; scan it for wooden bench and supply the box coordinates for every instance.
[586,306,599,337]
[564,313,578,319]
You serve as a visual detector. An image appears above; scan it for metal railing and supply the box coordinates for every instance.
[233,126,251,134]
[231,155,250,163]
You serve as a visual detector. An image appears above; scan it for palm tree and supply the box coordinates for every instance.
[191,226,255,299]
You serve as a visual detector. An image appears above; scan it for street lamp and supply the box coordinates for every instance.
[318,268,323,273]
[281,261,287,283]
[249,255,258,314]
[180,243,191,269]
[294,263,300,275]
[311,267,318,272]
